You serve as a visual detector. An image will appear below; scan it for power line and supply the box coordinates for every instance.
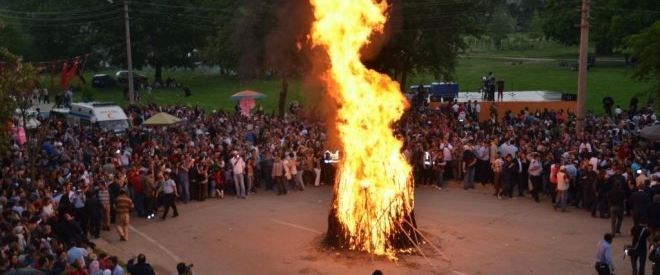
[0,10,121,22]
[129,1,230,13]
[5,16,121,27]
[0,5,116,16]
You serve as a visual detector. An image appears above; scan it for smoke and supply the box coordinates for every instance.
[261,0,339,146]
[228,0,398,149]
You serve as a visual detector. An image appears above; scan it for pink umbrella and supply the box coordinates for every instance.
[230,90,267,101]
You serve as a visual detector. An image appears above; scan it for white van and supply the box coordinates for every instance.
[68,102,130,133]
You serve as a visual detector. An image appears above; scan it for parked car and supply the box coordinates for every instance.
[91,74,116,88]
[115,70,148,86]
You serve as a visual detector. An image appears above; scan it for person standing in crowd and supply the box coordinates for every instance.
[649,235,660,275]
[433,149,446,190]
[109,256,124,275]
[503,154,516,198]
[475,140,490,184]
[595,233,615,275]
[246,158,255,195]
[127,254,155,275]
[631,183,652,227]
[231,151,247,199]
[608,182,625,235]
[71,187,88,238]
[516,152,529,197]
[314,153,322,187]
[491,152,504,199]
[528,153,543,203]
[291,152,305,191]
[549,159,560,203]
[648,195,660,236]
[159,171,179,220]
[462,144,477,190]
[554,166,569,212]
[129,168,145,217]
[211,164,225,199]
[630,217,651,275]
[143,167,158,219]
[114,189,134,241]
[84,190,102,239]
[98,181,111,231]
[582,164,598,215]
[595,169,612,219]
[108,175,121,225]
[177,157,192,203]
[442,141,454,180]
[273,154,287,195]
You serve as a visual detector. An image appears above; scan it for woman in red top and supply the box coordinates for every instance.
[212,164,224,199]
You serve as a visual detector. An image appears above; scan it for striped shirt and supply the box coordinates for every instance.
[114,195,133,214]
[98,190,110,205]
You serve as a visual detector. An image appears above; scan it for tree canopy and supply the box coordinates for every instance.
[626,21,660,102]
[542,0,659,54]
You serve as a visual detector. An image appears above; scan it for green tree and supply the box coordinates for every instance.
[626,21,660,105]
[365,0,482,89]
[541,0,580,46]
[488,5,517,49]
[542,0,659,54]
[0,47,39,154]
[506,0,545,31]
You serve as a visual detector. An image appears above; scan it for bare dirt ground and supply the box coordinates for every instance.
[95,182,640,275]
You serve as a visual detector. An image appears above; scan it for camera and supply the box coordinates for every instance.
[177,263,194,275]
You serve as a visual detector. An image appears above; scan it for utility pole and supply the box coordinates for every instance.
[576,0,590,133]
[123,0,135,104]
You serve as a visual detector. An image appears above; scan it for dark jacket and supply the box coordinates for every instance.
[127,259,156,275]
[607,188,625,208]
[630,190,652,216]
[648,202,660,229]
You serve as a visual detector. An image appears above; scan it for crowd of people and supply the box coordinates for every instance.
[0,101,332,274]
[0,91,657,274]
[400,98,658,275]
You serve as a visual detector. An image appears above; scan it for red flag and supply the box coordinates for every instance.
[60,61,70,88]
[65,58,80,86]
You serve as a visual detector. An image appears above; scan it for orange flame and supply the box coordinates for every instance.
[310,0,414,256]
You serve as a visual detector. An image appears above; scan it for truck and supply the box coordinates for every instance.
[67,102,130,133]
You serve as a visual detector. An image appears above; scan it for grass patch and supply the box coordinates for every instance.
[53,56,651,115]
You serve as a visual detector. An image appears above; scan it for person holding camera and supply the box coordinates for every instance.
[648,235,660,275]
[127,254,155,275]
[630,217,651,275]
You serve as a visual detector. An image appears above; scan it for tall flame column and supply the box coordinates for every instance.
[310,0,418,257]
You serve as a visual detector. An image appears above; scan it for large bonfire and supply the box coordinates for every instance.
[309,0,418,257]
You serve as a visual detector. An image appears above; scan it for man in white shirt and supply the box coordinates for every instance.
[441,142,453,179]
[231,151,247,199]
[528,154,543,203]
